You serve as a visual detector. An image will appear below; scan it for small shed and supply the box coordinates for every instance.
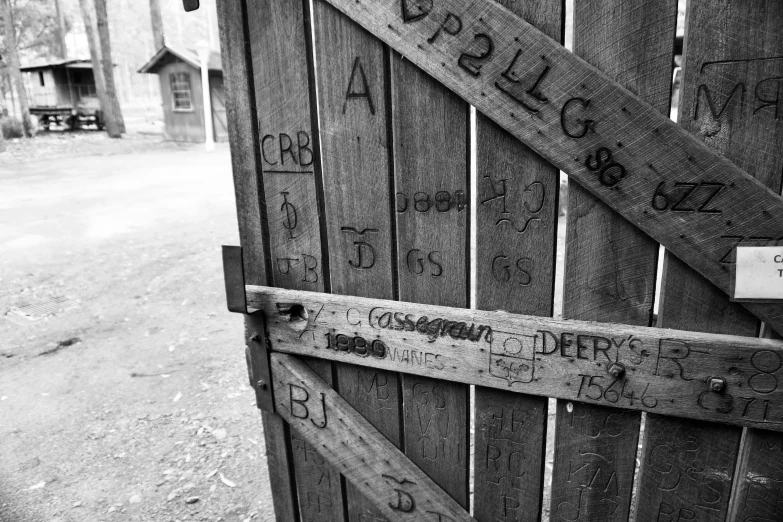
[138,45,228,143]
[20,59,105,128]
[21,58,96,108]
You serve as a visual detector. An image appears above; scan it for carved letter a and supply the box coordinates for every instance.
[343,56,375,115]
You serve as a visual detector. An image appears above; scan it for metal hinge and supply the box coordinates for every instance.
[222,245,275,413]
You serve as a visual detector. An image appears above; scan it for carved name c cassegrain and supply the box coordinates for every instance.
[255,288,783,431]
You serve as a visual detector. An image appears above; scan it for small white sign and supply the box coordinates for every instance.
[734,246,783,300]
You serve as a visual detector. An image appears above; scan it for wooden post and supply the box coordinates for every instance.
[215,0,300,519]
[196,41,215,151]
[0,0,31,136]
[391,12,471,506]
[549,0,677,519]
[149,0,165,50]
[637,1,783,519]
[54,0,68,59]
[245,0,345,518]
[473,0,563,519]
[78,0,120,137]
[311,1,403,520]
[94,0,126,134]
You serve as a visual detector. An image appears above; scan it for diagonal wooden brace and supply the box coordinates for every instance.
[320,0,783,335]
[271,352,475,521]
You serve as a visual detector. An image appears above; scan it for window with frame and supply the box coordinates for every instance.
[170,72,193,111]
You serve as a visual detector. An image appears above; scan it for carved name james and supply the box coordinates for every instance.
[252,287,783,432]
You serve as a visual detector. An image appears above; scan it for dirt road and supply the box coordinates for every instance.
[0,140,275,521]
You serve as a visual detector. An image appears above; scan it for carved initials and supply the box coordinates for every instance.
[343,56,375,115]
[288,383,328,428]
[341,227,379,269]
[495,53,551,113]
[382,474,417,512]
[400,0,431,23]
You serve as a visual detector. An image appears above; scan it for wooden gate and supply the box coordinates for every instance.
[209,0,783,519]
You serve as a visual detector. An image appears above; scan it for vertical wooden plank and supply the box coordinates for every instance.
[731,430,783,520]
[245,0,345,520]
[638,1,783,520]
[549,0,677,520]
[216,0,268,287]
[473,1,562,520]
[216,1,299,520]
[731,330,783,520]
[311,2,403,520]
[636,416,741,521]
[392,41,469,506]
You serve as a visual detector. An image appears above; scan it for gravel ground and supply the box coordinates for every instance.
[0,136,275,521]
[0,130,569,521]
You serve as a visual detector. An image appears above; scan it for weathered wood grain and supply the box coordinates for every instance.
[473,0,562,519]
[642,2,783,521]
[635,416,741,521]
[730,330,783,520]
[288,359,345,521]
[392,21,470,507]
[475,0,560,317]
[216,1,297,520]
[551,403,640,521]
[270,352,475,521]
[473,391,548,521]
[216,0,268,288]
[248,0,326,294]
[245,0,344,519]
[249,286,783,432]
[550,0,676,518]
[311,2,403,520]
[258,409,299,521]
[313,1,395,300]
[318,0,783,335]
[730,429,783,519]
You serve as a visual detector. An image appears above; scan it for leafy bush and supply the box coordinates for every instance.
[1,116,24,139]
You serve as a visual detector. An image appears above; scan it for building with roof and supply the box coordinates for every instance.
[20,58,104,129]
[138,45,227,143]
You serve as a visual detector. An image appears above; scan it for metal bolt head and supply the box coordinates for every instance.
[709,377,725,393]
[256,380,267,391]
[608,362,625,378]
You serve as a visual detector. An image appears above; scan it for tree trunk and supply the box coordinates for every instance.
[148,0,165,50]
[94,0,125,133]
[0,0,32,136]
[78,0,120,137]
[54,0,68,59]
[0,66,11,115]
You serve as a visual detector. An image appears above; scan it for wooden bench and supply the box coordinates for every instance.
[210,0,783,519]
